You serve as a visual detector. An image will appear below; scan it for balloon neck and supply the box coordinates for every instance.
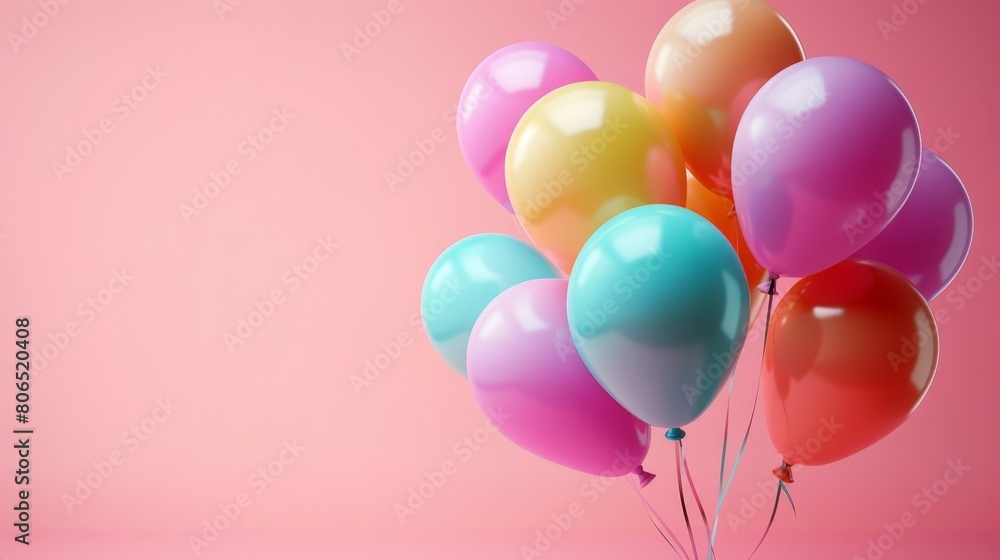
[665,427,686,441]
[772,461,794,484]
[632,465,655,488]
[727,204,737,219]
[757,273,779,295]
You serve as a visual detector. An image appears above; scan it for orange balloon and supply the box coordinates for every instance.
[762,260,938,467]
[645,0,804,199]
[685,172,767,324]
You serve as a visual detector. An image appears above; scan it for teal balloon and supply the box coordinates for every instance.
[422,234,560,376]
[567,205,750,428]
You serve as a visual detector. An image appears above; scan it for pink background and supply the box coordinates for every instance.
[1,0,998,558]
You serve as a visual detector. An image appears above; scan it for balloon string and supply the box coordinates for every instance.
[709,205,746,556]
[627,475,690,560]
[675,440,700,560]
[748,473,798,559]
[679,439,715,559]
[709,364,735,560]
[708,278,777,559]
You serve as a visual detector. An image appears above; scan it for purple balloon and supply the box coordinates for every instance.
[732,57,922,278]
[457,43,597,212]
[467,279,653,480]
[853,149,973,301]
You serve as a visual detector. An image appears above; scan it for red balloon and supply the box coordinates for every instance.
[762,260,938,466]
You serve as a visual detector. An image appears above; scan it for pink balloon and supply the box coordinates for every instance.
[457,43,597,212]
[467,279,652,479]
[732,57,922,278]
[853,149,974,301]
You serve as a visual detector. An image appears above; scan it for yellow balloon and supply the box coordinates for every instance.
[506,81,685,274]
[645,0,804,200]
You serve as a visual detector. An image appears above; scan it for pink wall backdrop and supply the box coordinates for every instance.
[1,0,998,558]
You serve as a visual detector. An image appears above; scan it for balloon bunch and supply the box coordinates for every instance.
[422,0,973,555]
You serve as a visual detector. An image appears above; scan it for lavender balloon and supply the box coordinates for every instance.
[467,279,653,482]
[457,43,597,212]
[854,149,973,301]
[732,57,922,278]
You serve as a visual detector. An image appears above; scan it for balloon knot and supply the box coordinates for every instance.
[757,273,778,295]
[727,204,737,219]
[772,462,794,484]
[632,465,655,488]
[665,427,686,441]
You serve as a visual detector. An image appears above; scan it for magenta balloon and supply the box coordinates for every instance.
[732,57,922,278]
[467,279,651,477]
[456,43,597,212]
[853,149,974,301]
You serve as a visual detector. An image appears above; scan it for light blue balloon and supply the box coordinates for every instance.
[422,234,560,376]
[567,205,750,428]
